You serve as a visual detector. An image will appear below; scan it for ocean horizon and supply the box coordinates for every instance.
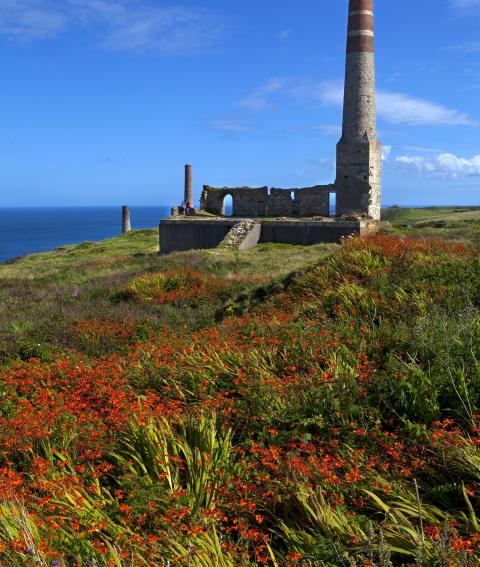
[0,206,171,264]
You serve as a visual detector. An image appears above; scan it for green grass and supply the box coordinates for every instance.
[0,230,334,282]
[0,229,160,282]
[382,206,480,226]
[2,213,480,363]
[0,230,335,362]
[381,207,480,247]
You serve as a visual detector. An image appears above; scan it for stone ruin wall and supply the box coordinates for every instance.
[201,185,335,218]
[335,140,382,221]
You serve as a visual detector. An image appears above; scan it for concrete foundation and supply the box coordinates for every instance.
[159,218,379,254]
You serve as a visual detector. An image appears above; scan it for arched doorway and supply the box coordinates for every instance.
[223,194,233,217]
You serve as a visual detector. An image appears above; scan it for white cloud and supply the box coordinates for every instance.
[394,156,437,173]
[314,81,473,126]
[293,156,334,180]
[0,1,67,41]
[381,145,392,161]
[450,0,480,8]
[393,152,480,177]
[313,81,344,106]
[237,77,475,127]
[450,40,480,53]
[317,157,330,166]
[278,29,292,41]
[402,145,445,154]
[236,78,288,111]
[438,153,480,174]
[99,5,225,55]
[209,119,260,138]
[0,0,225,54]
[376,91,473,126]
[314,124,342,136]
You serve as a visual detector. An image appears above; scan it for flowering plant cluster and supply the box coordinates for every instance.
[0,235,479,566]
[125,267,265,308]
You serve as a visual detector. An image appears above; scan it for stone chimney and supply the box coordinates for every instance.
[184,164,193,205]
[122,205,131,233]
[336,0,381,220]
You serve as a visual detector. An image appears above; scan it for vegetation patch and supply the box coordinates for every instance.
[0,227,480,565]
[126,268,229,306]
[126,267,270,308]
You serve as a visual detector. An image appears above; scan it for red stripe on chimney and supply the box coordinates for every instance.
[349,0,373,12]
[347,35,374,54]
[348,14,373,32]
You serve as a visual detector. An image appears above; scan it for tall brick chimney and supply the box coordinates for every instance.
[336,0,381,220]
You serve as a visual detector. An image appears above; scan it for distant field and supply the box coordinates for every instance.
[382,205,480,225]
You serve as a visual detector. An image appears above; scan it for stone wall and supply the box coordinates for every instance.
[201,185,335,218]
[160,219,237,254]
[259,220,374,245]
[159,218,380,254]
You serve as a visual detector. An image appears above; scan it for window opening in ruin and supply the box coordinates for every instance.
[291,191,295,200]
[329,193,337,217]
[223,194,233,217]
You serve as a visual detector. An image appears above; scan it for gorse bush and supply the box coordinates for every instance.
[0,234,479,565]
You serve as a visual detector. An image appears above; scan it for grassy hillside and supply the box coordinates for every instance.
[382,206,480,226]
[0,231,334,362]
[0,228,479,566]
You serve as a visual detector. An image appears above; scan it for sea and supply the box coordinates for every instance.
[0,206,171,264]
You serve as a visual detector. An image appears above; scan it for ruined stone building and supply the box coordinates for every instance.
[200,185,335,218]
[198,0,381,221]
[161,0,382,252]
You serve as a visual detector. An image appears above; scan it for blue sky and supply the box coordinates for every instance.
[0,0,479,207]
